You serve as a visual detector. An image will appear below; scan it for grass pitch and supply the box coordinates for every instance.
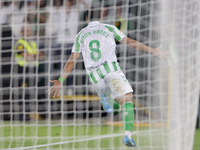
[0,122,199,150]
[193,129,200,150]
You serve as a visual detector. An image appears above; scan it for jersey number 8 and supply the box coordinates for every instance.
[89,40,102,62]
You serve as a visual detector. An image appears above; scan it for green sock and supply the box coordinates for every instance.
[122,102,134,131]
[109,99,121,114]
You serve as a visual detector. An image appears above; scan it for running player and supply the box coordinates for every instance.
[47,10,168,147]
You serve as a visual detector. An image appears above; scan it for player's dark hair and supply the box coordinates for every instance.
[85,8,101,21]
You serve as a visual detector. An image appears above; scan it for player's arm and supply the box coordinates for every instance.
[47,52,80,97]
[120,37,169,60]
[60,52,80,80]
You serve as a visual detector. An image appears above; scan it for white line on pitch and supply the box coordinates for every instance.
[9,129,161,150]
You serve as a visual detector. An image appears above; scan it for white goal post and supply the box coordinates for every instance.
[0,0,199,150]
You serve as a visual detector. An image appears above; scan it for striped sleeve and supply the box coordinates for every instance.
[104,24,126,41]
[72,31,82,53]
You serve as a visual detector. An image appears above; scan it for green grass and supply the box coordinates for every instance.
[193,129,200,150]
[0,122,199,150]
[1,124,126,149]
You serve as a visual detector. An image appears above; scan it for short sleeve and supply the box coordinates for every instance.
[72,31,82,53]
[104,24,126,41]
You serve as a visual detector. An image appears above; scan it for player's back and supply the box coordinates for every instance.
[72,21,125,73]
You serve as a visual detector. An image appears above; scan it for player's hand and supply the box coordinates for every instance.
[152,45,170,60]
[47,80,62,97]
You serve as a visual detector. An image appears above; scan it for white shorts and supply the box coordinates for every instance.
[93,71,133,99]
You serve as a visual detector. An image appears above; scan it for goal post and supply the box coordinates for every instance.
[0,0,199,150]
[160,0,200,149]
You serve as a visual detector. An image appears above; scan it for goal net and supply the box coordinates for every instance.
[0,0,199,150]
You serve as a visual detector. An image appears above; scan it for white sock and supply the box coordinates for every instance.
[125,131,131,139]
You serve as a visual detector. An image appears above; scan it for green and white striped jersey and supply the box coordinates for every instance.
[72,21,126,84]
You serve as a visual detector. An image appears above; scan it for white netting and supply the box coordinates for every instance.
[0,0,199,150]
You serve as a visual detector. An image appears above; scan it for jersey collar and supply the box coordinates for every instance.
[88,21,100,28]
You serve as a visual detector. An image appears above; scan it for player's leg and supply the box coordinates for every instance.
[94,79,121,114]
[115,93,134,134]
[101,83,121,114]
[115,93,136,147]
[94,79,114,113]
[109,99,121,114]
[104,71,136,147]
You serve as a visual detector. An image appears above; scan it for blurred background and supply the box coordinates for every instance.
[0,0,199,149]
[0,0,163,121]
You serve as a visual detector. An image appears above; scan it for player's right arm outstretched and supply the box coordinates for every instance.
[47,52,80,97]
[121,37,169,60]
